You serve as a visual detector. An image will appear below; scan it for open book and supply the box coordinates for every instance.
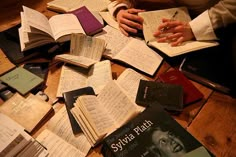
[95,25,163,76]
[138,7,219,57]
[56,60,112,97]
[36,106,91,157]
[70,68,147,146]
[0,113,48,157]
[18,5,85,51]
[47,0,110,13]
[55,33,106,68]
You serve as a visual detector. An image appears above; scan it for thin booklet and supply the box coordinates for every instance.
[138,7,219,57]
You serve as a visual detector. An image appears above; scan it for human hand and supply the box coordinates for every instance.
[116,8,145,36]
[153,18,195,46]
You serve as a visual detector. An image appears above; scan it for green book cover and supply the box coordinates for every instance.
[0,67,44,95]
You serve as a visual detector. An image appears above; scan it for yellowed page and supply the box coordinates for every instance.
[87,60,113,94]
[56,64,88,97]
[99,11,119,30]
[115,38,163,76]
[36,129,84,157]
[46,106,91,156]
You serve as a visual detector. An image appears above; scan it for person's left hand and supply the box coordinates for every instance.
[153,18,195,46]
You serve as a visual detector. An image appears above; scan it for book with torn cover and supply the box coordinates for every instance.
[55,33,105,68]
[0,93,53,133]
[138,7,219,57]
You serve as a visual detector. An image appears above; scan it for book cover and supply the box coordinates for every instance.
[72,6,103,36]
[102,105,212,157]
[62,87,95,135]
[158,69,204,106]
[135,80,183,112]
[0,67,44,95]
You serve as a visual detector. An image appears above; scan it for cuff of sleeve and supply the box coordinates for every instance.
[108,1,128,17]
[189,11,218,41]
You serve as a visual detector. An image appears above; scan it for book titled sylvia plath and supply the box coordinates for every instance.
[102,105,213,157]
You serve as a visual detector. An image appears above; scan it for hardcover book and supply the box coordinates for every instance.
[158,69,204,105]
[138,7,219,57]
[63,87,95,135]
[0,67,44,95]
[0,93,53,133]
[102,105,212,157]
[72,6,104,36]
[136,80,184,112]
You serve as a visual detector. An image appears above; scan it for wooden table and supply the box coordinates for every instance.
[1,1,236,156]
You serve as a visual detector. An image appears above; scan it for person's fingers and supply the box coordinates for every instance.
[166,32,182,40]
[171,36,184,46]
[119,26,129,36]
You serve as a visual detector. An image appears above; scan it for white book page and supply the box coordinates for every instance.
[115,38,163,76]
[97,81,139,128]
[47,106,91,156]
[99,11,119,30]
[22,6,53,37]
[49,14,85,41]
[36,129,85,157]
[95,25,131,58]
[87,60,113,94]
[56,64,88,97]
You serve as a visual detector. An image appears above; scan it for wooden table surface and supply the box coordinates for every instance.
[1,1,236,157]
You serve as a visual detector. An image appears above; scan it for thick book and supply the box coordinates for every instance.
[70,80,143,146]
[102,105,212,157]
[0,113,49,157]
[47,0,110,13]
[158,69,204,106]
[0,93,53,133]
[136,80,184,112]
[72,6,104,36]
[18,5,85,52]
[138,7,219,57]
[95,25,163,76]
[55,33,106,68]
[0,67,44,95]
[36,106,91,157]
[63,87,95,135]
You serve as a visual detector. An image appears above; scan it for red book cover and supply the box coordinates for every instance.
[71,6,103,36]
[158,69,204,105]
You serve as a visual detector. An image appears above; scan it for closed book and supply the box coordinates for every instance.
[62,87,95,135]
[158,69,204,106]
[72,6,103,36]
[135,80,183,112]
[102,105,212,157]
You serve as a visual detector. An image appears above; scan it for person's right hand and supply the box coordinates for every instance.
[116,8,145,36]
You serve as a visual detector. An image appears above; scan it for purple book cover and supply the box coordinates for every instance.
[72,6,103,36]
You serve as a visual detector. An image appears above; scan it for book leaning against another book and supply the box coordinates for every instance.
[138,7,219,57]
[70,68,148,146]
[18,5,85,52]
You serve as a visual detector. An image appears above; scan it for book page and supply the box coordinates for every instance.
[56,64,88,97]
[49,14,85,41]
[76,95,115,138]
[87,60,113,94]
[47,0,110,12]
[0,93,52,133]
[139,7,191,42]
[36,129,85,157]
[95,25,131,58]
[22,6,53,37]
[114,38,163,76]
[97,80,139,128]
[46,106,91,156]
[70,33,105,61]
[99,12,119,30]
